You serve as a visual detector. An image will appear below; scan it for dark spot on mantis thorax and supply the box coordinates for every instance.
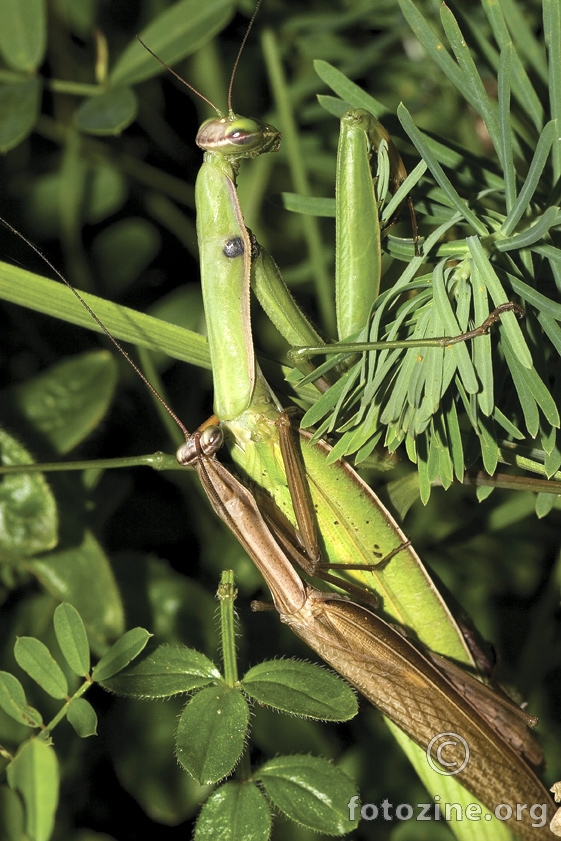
[223,236,245,258]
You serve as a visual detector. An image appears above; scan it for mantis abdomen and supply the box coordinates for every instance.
[283,590,553,841]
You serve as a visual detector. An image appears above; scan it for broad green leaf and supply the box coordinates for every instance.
[8,350,118,455]
[7,739,59,841]
[0,672,42,728]
[101,644,219,698]
[0,427,58,559]
[110,0,235,87]
[21,162,127,235]
[0,784,25,841]
[30,530,125,651]
[242,660,357,721]
[66,698,98,737]
[108,697,212,825]
[535,491,556,518]
[14,638,67,699]
[91,218,161,294]
[194,782,271,841]
[176,685,249,784]
[92,627,151,682]
[75,87,138,136]
[0,80,42,152]
[58,0,96,36]
[258,755,358,835]
[53,603,90,677]
[0,0,46,71]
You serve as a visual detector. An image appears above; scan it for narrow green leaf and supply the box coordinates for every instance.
[478,416,499,476]
[0,261,211,371]
[53,603,90,677]
[176,686,249,784]
[6,739,59,841]
[446,398,465,480]
[467,237,533,368]
[316,93,349,119]
[280,192,335,217]
[503,338,560,428]
[382,160,427,224]
[417,432,432,504]
[92,627,151,682]
[397,104,487,235]
[14,638,67,699]
[472,279,494,418]
[242,660,357,721]
[66,698,98,737]
[399,0,475,106]
[497,206,560,251]
[508,269,561,320]
[500,121,557,236]
[433,262,478,393]
[494,407,524,440]
[501,340,540,437]
[110,0,235,87]
[0,672,42,728]
[75,87,138,135]
[440,5,501,155]
[481,0,545,130]
[497,0,547,81]
[497,44,516,213]
[258,755,358,835]
[544,0,561,179]
[314,60,388,118]
[194,782,271,841]
[102,644,220,698]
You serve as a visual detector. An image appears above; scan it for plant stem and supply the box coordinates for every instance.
[218,571,239,688]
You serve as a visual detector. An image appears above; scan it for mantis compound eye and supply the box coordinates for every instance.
[199,425,224,455]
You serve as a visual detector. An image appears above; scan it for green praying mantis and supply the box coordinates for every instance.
[156,9,553,836]
[0,1,559,840]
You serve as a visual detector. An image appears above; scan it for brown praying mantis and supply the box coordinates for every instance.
[0,1,560,839]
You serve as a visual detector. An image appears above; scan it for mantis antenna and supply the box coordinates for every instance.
[137,0,264,117]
